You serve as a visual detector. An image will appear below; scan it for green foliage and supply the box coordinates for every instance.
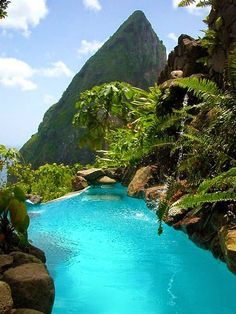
[8,162,35,193]
[10,162,74,202]
[0,0,10,19]
[74,82,172,167]
[0,145,20,171]
[0,186,29,252]
[157,49,236,224]
[175,77,222,103]
[201,29,219,55]
[169,168,236,216]
[197,167,236,193]
[32,163,73,201]
[0,145,21,188]
[2,147,77,202]
[173,75,236,180]
[74,82,142,149]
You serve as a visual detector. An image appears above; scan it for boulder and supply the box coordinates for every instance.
[97,176,116,185]
[11,310,44,314]
[9,252,42,267]
[121,167,137,186]
[27,245,46,263]
[0,281,13,314]
[171,70,183,79]
[3,263,55,314]
[165,206,190,225]
[0,255,13,274]
[104,168,123,180]
[128,166,154,198]
[77,168,104,182]
[145,185,166,202]
[72,175,88,191]
[219,227,236,274]
[173,216,201,233]
[158,34,208,84]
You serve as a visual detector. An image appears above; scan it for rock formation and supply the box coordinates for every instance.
[158,34,208,84]
[207,0,236,86]
[0,246,54,314]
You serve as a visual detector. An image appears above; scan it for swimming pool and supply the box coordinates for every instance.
[28,184,236,314]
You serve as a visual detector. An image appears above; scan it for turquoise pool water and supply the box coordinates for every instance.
[28,184,236,314]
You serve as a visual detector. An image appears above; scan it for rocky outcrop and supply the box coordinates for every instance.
[145,185,166,207]
[219,227,236,274]
[158,34,208,84]
[20,11,166,168]
[77,168,105,182]
[128,166,159,198]
[9,252,42,268]
[3,263,54,314]
[165,202,236,274]
[158,2,236,87]
[72,175,88,191]
[0,281,13,314]
[104,168,125,181]
[75,168,118,186]
[207,0,236,86]
[27,245,46,263]
[121,167,137,186]
[0,255,13,274]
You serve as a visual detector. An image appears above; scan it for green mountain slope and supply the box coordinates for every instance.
[20,10,166,167]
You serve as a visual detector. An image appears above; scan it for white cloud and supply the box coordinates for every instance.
[38,61,74,78]
[78,39,104,56]
[0,0,48,36]
[172,0,209,16]
[83,0,102,11]
[0,58,36,91]
[168,32,178,43]
[0,58,74,92]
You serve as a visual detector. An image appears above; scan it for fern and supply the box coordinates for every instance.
[197,168,236,193]
[172,191,236,211]
[167,168,236,218]
[175,77,222,104]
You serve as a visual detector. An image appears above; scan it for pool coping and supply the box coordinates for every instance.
[45,187,90,204]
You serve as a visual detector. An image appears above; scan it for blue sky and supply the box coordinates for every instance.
[0,0,209,148]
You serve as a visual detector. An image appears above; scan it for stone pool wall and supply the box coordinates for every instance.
[0,244,55,314]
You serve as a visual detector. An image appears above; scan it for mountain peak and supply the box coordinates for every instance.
[129,10,146,20]
[21,12,166,167]
[113,10,151,35]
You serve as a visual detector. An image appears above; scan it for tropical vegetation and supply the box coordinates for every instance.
[73,34,236,232]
